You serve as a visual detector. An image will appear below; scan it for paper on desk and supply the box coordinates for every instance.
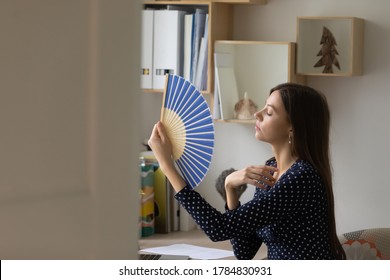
[140,243,235,259]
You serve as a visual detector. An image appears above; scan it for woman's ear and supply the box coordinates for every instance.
[288,129,293,144]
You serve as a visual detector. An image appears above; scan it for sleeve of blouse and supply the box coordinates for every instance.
[175,164,322,244]
[224,203,263,259]
[175,185,230,242]
[175,187,264,259]
[230,234,263,259]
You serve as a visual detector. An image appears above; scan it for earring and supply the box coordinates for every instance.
[288,135,292,144]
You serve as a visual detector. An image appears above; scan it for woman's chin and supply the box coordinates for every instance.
[255,133,264,141]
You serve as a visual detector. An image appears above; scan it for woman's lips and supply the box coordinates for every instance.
[255,123,261,132]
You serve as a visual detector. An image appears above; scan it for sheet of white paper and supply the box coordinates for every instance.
[140,243,235,260]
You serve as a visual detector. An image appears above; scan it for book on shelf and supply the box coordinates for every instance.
[152,10,186,90]
[140,10,154,89]
[214,52,239,120]
[141,4,209,92]
[213,54,222,119]
[190,8,207,86]
[183,13,194,81]
[194,14,209,91]
[140,151,191,233]
[153,164,172,233]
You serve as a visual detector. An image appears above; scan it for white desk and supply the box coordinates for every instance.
[139,229,267,260]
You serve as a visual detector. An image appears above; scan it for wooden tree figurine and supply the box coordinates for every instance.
[314,26,341,73]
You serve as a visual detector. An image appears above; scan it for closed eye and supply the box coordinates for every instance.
[265,104,276,116]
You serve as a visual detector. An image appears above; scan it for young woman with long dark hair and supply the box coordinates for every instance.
[148,83,345,260]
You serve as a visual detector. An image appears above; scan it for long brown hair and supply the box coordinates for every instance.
[270,83,346,260]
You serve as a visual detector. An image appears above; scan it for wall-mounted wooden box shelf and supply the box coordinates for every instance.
[214,40,304,123]
[296,17,364,76]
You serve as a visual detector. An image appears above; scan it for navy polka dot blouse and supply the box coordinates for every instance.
[174,159,335,260]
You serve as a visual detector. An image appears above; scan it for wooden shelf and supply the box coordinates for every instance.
[213,40,305,122]
[143,1,234,94]
[142,1,270,124]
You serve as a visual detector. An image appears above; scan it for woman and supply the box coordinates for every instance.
[148,83,346,260]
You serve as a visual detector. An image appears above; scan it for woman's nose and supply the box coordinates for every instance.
[254,109,263,120]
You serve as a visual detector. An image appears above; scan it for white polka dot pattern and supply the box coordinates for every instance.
[175,159,335,260]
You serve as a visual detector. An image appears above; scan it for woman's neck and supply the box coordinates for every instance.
[272,145,298,180]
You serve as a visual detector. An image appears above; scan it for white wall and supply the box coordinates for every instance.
[141,0,390,234]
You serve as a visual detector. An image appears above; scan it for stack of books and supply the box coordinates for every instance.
[141,5,209,91]
[140,151,196,235]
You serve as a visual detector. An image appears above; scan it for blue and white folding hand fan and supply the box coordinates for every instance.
[160,74,214,189]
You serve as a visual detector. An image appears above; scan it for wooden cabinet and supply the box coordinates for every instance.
[143,0,267,123]
[142,1,268,94]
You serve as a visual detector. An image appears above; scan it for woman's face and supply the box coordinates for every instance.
[254,90,292,145]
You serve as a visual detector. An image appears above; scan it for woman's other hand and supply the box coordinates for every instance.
[224,165,278,210]
[225,165,278,191]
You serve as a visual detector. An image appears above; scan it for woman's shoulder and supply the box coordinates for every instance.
[288,159,323,183]
[294,159,317,172]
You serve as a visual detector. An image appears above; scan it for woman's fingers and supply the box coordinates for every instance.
[148,122,160,146]
[147,122,173,168]
[226,165,278,190]
[148,121,168,147]
[253,177,275,188]
[247,165,278,188]
[155,121,166,142]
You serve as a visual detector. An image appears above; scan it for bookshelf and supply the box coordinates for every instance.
[142,1,267,95]
[142,1,233,94]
